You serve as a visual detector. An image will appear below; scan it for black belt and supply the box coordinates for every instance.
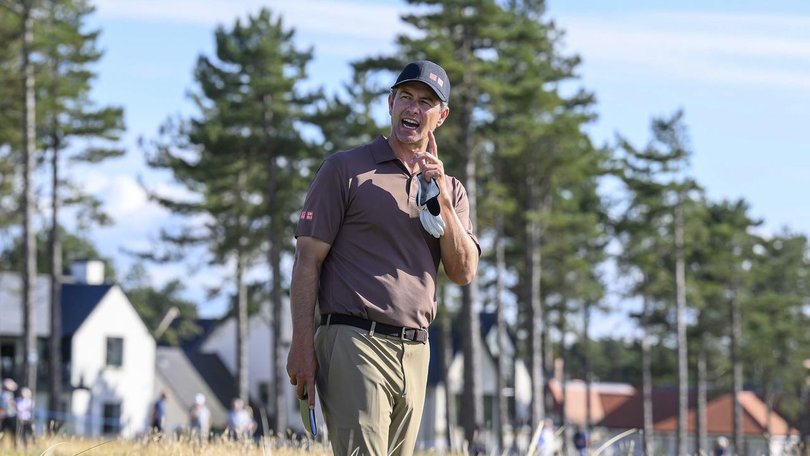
[321,314,429,344]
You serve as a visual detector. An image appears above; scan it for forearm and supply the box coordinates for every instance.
[439,208,479,285]
[289,256,321,347]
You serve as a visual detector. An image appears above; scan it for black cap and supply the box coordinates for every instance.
[391,60,450,103]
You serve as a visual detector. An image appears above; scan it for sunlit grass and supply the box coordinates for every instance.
[0,433,332,455]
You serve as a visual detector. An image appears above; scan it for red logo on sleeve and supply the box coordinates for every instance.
[300,210,314,220]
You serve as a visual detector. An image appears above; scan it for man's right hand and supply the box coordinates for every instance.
[287,235,331,410]
[287,340,318,409]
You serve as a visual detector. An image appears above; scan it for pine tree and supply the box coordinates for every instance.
[490,0,601,434]
[35,0,124,416]
[145,8,316,432]
[615,111,699,455]
[745,231,810,447]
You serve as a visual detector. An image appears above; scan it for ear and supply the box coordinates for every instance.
[387,92,394,115]
[435,106,450,129]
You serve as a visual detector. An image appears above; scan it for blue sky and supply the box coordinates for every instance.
[71,0,810,330]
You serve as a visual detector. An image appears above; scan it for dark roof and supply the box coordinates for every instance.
[61,283,114,336]
[185,350,239,412]
[157,317,221,350]
[427,311,515,386]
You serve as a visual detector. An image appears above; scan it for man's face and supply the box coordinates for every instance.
[388,82,449,145]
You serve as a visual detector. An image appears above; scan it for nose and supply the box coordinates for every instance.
[403,99,421,115]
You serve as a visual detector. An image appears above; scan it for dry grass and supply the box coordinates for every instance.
[0,434,333,455]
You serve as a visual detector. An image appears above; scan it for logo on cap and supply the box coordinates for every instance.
[429,73,444,87]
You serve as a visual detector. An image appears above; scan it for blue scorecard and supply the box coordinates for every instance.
[299,391,318,438]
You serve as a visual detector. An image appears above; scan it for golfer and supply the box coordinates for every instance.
[287,59,479,455]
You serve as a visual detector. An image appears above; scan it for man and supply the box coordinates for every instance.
[188,393,211,440]
[287,60,479,455]
[151,390,168,435]
[0,378,17,444]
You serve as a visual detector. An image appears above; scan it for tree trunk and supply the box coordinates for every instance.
[22,0,39,395]
[561,367,568,455]
[731,287,743,456]
[262,123,287,433]
[764,385,773,455]
[526,175,544,430]
[48,134,63,423]
[642,294,654,456]
[584,302,592,438]
[236,251,249,403]
[675,203,689,455]
[458,60,482,445]
[441,288,457,451]
[270,231,287,434]
[47,28,64,420]
[460,283,482,444]
[495,210,508,452]
[696,341,707,456]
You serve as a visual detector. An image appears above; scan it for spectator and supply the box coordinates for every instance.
[573,426,588,456]
[714,436,729,456]
[1,378,17,444]
[226,398,254,440]
[15,387,34,446]
[537,419,557,456]
[150,390,169,435]
[188,393,211,440]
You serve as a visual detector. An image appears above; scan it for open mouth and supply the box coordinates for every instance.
[402,118,420,130]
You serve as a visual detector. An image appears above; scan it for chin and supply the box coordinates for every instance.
[397,128,426,144]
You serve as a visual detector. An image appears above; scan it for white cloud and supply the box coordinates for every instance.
[105,175,149,216]
[555,12,810,91]
[94,0,409,44]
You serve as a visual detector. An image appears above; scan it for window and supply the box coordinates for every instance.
[105,337,123,367]
[0,342,15,380]
[102,402,121,434]
[259,381,270,406]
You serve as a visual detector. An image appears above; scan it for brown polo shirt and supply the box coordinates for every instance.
[295,135,479,329]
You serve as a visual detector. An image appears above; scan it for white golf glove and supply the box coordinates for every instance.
[416,173,445,238]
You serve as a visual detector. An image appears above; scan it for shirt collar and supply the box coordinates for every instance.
[370,135,397,164]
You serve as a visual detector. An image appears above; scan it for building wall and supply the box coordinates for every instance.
[0,272,51,337]
[198,306,301,432]
[69,286,155,438]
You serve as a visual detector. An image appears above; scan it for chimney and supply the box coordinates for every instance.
[70,260,105,285]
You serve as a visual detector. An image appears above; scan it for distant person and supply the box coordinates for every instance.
[573,426,588,456]
[15,387,34,446]
[151,390,169,434]
[470,425,487,455]
[226,398,254,440]
[243,405,257,440]
[713,436,729,456]
[536,419,557,456]
[1,379,17,442]
[188,393,211,440]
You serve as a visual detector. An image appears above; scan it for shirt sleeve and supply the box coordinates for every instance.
[295,156,347,245]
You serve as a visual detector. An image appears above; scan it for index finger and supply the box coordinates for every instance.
[306,382,316,409]
[428,130,438,157]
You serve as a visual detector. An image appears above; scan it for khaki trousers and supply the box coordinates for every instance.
[315,323,430,456]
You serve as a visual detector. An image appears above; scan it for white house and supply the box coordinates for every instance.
[197,300,312,433]
[0,261,155,438]
[418,312,532,451]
